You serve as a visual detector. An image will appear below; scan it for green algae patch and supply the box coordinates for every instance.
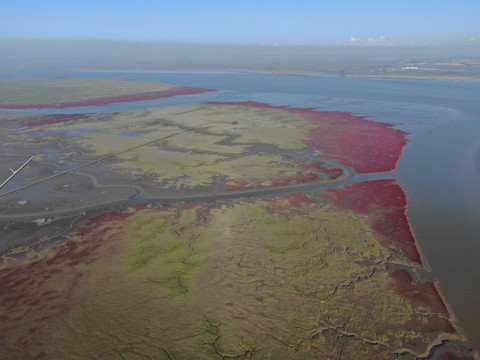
[116,147,226,186]
[203,154,294,187]
[0,198,469,359]
[208,104,307,149]
[126,207,205,297]
[10,103,323,191]
[164,132,247,155]
[233,125,306,149]
[156,103,307,149]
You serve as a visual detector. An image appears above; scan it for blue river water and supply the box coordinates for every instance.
[1,69,480,349]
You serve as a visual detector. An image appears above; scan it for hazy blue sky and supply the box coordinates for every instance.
[1,0,479,45]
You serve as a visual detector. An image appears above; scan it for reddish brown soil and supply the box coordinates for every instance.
[130,204,150,211]
[0,207,142,356]
[184,202,204,210]
[26,114,85,128]
[390,270,449,314]
[224,160,343,190]
[77,210,135,237]
[269,161,344,187]
[271,172,318,186]
[1,86,214,109]
[324,179,421,263]
[237,197,259,204]
[207,101,408,174]
[283,193,315,207]
[225,170,318,190]
[371,208,420,262]
[439,353,475,360]
[402,317,455,334]
[225,179,255,191]
[264,193,315,214]
[300,161,344,180]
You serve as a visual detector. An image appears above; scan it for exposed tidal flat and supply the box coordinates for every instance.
[0,74,479,359]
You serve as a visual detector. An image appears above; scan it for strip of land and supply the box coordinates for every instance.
[0,78,214,108]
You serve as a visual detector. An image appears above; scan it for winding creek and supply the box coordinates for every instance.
[1,70,480,350]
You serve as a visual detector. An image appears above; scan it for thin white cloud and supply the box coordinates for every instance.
[337,36,396,46]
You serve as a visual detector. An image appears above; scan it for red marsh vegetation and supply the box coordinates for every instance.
[439,353,475,360]
[184,202,204,210]
[25,114,85,128]
[324,179,422,263]
[0,206,148,355]
[207,101,407,174]
[263,193,315,214]
[390,269,449,314]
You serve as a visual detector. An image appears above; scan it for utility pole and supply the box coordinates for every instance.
[0,155,35,190]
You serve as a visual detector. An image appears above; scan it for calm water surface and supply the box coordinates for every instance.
[2,69,480,349]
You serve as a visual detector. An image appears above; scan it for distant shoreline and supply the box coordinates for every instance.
[76,68,480,81]
[345,73,480,81]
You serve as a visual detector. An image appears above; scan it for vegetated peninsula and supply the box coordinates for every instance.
[0,78,213,109]
[0,78,476,359]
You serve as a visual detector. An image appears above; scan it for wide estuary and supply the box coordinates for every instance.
[2,69,480,354]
